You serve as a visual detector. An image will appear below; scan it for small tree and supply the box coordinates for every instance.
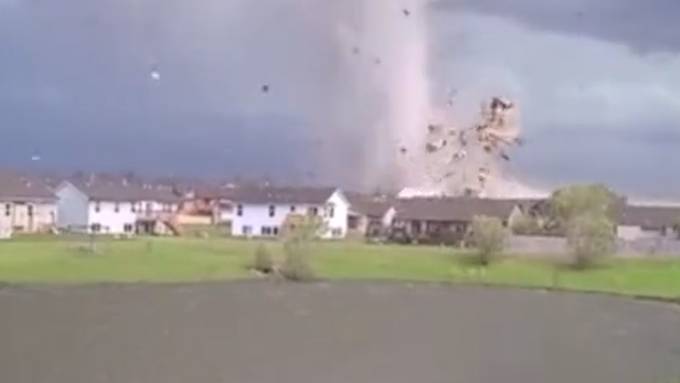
[510,213,541,236]
[466,215,507,266]
[566,213,615,269]
[252,243,274,274]
[280,216,319,282]
[549,184,619,232]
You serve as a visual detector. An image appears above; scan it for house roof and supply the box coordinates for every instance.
[619,205,680,229]
[346,192,394,218]
[394,197,518,222]
[230,186,339,205]
[68,180,182,203]
[0,172,56,202]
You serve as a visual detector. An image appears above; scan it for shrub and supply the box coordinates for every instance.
[280,216,318,282]
[566,213,615,269]
[510,214,542,236]
[280,239,315,282]
[466,216,507,266]
[252,243,274,274]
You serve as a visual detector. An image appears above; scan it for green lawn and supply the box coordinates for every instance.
[0,236,679,299]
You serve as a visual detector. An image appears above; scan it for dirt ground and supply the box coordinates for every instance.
[1,281,679,383]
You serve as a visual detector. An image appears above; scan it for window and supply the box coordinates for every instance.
[242,225,252,235]
[4,204,10,217]
[290,205,296,213]
[261,226,272,236]
[237,205,243,217]
[332,228,343,237]
[145,202,152,212]
[124,224,134,233]
[27,205,33,217]
[114,202,120,213]
[94,201,100,213]
[269,205,276,217]
[131,203,136,213]
[273,227,279,236]
[310,206,318,216]
[91,223,102,233]
[328,203,335,218]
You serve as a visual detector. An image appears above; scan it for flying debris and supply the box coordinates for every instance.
[427,123,443,134]
[261,84,270,93]
[405,95,523,195]
[352,46,360,55]
[452,149,467,161]
[425,139,447,153]
[399,146,408,155]
[458,131,468,147]
[374,57,382,65]
[149,66,161,81]
[402,8,411,17]
[31,155,41,162]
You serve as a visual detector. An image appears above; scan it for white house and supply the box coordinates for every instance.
[56,180,181,235]
[0,172,57,234]
[230,187,349,239]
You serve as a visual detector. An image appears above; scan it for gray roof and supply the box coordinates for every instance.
[70,181,181,203]
[394,197,518,222]
[0,172,56,201]
[346,192,394,218]
[230,186,338,205]
[619,205,680,229]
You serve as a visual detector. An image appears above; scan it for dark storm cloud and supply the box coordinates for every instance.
[432,0,680,53]
[1,0,679,197]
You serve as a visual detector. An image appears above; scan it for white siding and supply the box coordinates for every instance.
[232,203,298,237]
[56,183,89,230]
[231,190,350,239]
[323,191,349,239]
[88,201,136,234]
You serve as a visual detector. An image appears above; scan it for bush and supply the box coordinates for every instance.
[252,243,274,274]
[511,214,542,236]
[280,216,317,282]
[280,239,315,282]
[466,216,507,266]
[566,213,615,269]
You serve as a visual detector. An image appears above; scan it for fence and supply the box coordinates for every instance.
[507,235,680,258]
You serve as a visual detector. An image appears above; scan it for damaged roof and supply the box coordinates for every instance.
[346,192,394,218]
[0,171,56,202]
[394,197,519,222]
[619,205,680,230]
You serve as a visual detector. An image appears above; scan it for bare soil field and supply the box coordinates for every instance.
[1,281,679,383]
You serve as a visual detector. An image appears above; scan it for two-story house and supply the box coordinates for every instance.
[0,172,58,234]
[230,187,349,239]
[55,180,181,235]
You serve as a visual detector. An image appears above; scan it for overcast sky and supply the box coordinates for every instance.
[1,0,679,197]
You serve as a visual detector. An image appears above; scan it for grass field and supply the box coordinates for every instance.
[0,236,679,299]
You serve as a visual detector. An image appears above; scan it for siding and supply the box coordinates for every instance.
[88,201,136,234]
[56,183,89,230]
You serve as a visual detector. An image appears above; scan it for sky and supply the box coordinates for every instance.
[1,0,679,198]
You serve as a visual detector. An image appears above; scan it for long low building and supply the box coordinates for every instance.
[389,197,524,244]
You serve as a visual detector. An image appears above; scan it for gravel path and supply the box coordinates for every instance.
[1,281,679,383]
